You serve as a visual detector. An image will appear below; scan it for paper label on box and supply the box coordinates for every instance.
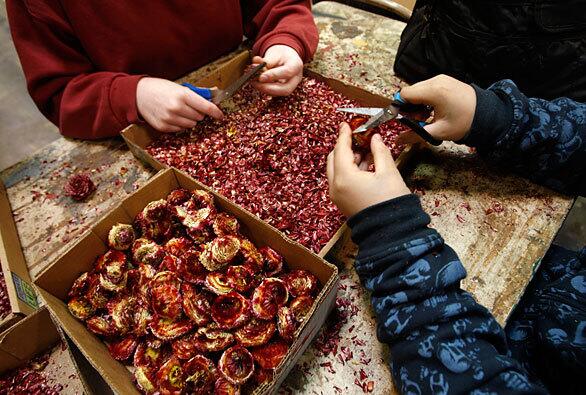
[11,272,39,309]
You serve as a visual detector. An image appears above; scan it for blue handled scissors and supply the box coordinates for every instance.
[337,91,442,146]
[180,62,266,105]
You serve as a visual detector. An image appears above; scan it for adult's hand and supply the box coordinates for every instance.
[397,74,476,145]
[251,45,303,96]
[136,77,223,133]
[327,123,410,217]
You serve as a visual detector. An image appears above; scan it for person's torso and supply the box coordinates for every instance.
[59,0,245,79]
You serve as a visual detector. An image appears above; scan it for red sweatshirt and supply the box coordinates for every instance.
[6,0,318,140]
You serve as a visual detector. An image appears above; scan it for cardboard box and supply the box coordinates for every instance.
[0,180,38,333]
[0,307,97,394]
[121,51,418,262]
[34,168,339,394]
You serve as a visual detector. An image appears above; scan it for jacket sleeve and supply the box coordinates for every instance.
[347,194,548,394]
[6,0,145,140]
[242,0,318,62]
[459,80,586,196]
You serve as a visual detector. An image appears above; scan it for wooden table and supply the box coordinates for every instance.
[0,2,573,394]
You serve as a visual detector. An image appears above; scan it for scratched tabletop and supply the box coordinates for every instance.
[0,2,574,394]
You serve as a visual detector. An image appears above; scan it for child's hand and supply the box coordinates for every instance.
[397,74,476,145]
[327,123,410,217]
[251,45,303,96]
[136,77,224,133]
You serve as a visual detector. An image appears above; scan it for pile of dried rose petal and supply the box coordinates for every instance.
[0,350,63,394]
[66,188,320,394]
[147,77,408,252]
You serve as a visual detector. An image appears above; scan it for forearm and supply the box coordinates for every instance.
[460,80,586,196]
[243,0,318,62]
[348,195,546,394]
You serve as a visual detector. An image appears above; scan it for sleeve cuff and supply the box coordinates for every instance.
[457,84,513,147]
[254,33,306,62]
[347,194,432,256]
[110,74,147,129]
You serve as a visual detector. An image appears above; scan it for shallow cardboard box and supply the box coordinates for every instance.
[0,180,38,333]
[35,168,339,394]
[0,307,100,394]
[121,50,418,262]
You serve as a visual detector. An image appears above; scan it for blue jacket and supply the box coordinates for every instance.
[347,80,586,394]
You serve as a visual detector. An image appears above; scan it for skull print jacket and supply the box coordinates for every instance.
[348,80,586,394]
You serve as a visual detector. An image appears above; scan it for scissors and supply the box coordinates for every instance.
[337,91,442,146]
[180,62,266,104]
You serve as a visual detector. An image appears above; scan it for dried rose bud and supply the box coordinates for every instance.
[132,238,165,267]
[150,271,183,320]
[205,272,233,295]
[226,265,254,293]
[192,189,215,209]
[64,172,96,201]
[277,306,297,343]
[107,295,135,334]
[281,269,319,298]
[164,237,193,257]
[108,223,135,251]
[194,324,235,353]
[159,254,181,273]
[234,318,275,347]
[184,355,217,394]
[67,297,94,321]
[219,346,254,385]
[149,315,194,341]
[214,377,241,395]
[251,278,288,320]
[258,246,283,276]
[211,236,241,265]
[213,213,240,236]
[107,336,138,361]
[239,238,263,271]
[67,272,90,299]
[134,342,169,369]
[86,315,116,337]
[167,188,193,206]
[251,340,288,370]
[178,249,207,284]
[289,295,314,324]
[171,333,199,361]
[142,199,172,222]
[133,302,152,337]
[86,275,110,310]
[156,356,184,394]
[211,292,251,329]
[94,250,126,273]
[181,283,212,326]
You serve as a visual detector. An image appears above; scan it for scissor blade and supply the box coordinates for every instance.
[212,62,266,104]
[336,107,383,116]
[353,108,396,133]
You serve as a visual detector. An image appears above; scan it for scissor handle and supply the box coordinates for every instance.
[392,91,429,113]
[181,83,212,101]
[397,117,442,146]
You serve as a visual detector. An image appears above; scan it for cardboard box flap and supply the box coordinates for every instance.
[36,287,134,393]
[0,180,37,332]
[0,308,59,372]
